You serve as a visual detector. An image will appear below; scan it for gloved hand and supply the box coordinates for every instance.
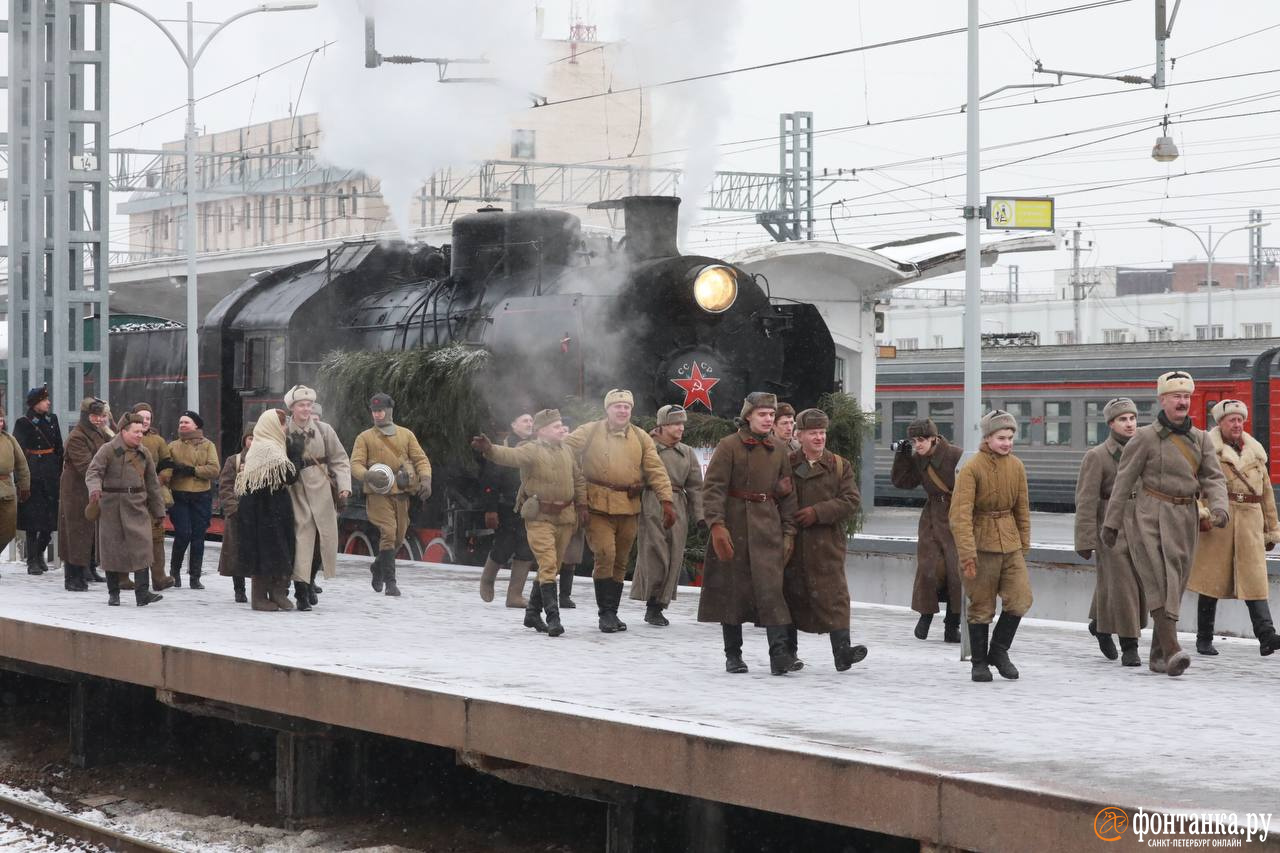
[469,434,492,454]
[484,511,500,530]
[661,500,676,529]
[710,523,734,561]
[18,488,30,503]
[416,476,432,501]
[794,506,818,528]
[1211,508,1229,529]
[1076,548,1093,560]
[173,464,196,478]
[782,533,794,565]
[1100,527,1119,549]
[961,557,977,580]
[577,504,589,528]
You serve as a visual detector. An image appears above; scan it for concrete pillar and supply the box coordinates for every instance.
[276,731,336,825]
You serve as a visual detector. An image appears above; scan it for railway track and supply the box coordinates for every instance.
[0,791,178,853]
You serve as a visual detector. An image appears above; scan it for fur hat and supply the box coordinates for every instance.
[739,391,778,420]
[603,389,634,408]
[180,409,204,429]
[1211,399,1248,423]
[907,418,938,439]
[26,385,48,408]
[80,396,107,416]
[116,411,147,432]
[131,402,153,415]
[795,408,829,431]
[1157,370,1194,396]
[981,409,1018,437]
[532,408,562,431]
[656,404,688,426]
[774,402,796,420]
[284,384,317,408]
[1103,397,1138,423]
[369,393,394,411]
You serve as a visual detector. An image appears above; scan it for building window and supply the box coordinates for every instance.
[228,205,235,232]
[929,401,955,442]
[1056,331,1075,345]
[1243,322,1272,339]
[304,195,312,221]
[833,356,846,392]
[1102,328,1129,344]
[337,190,346,217]
[897,338,918,351]
[272,197,281,226]
[287,197,294,223]
[1197,279,1220,290]
[1147,326,1173,342]
[1195,325,1224,340]
[350,184,359,216]
[891,401,917,442]
[511,129,536,159]
[1044,401,1072,447]
[932,335,944,349]
[243,202,251,229]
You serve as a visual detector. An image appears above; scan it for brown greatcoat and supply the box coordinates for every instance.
[948,448,1031,562]
[783,449,859,633]
[1103,420,1228,618]
[696,430,798,627]
[891,438,963,615]
[565,420,673,515]
[138,431,174,506]
[1188,428,1279,601]
[1074,435,1147,637]
[58,419,110,566]
[85,434,166,574]
[631,434,704,605]
[0,431,30,500]
[217,450,246,578]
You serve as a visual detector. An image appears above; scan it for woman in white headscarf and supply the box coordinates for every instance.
[235,409,305,612]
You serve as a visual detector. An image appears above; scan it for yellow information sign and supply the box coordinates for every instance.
[985,196,1055,231]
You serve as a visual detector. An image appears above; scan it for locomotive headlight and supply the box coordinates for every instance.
[693,265,738,314]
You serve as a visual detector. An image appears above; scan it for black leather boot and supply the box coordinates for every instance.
[559,564,576,608]
[378,551,400,597]
[1119,636,1141,666]
[969,623,992,682]
[26,532,44,575]
[1196,595,1219,655]
[233,576,248,604]
[644,598,669,627]
[64,565,88,592]
[943,611,961,644]
[293,581,312,611]
[785,625,804,671]
[610,580,627,631]
[524,581,548,632]
[723,624,748,673]
[134,570,162,606]
[913,612,932,640]
[370,551,385,593]
[106,571,121,607]
[988,613,1022,680]
[541,582,564,637]
[309,564,321,604]
[766,626,798,675]
[595,579,622,633]
[87,563,105,583]
[34,533,51,574]
[1089,619,1119,660]
[1246,599,1280,656]
[830,629,868,672]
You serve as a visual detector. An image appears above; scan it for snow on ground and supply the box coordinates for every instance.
[1,549,1277,818]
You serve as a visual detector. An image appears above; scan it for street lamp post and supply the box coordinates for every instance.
[111,1,317,412]
[1149,218,1271,341]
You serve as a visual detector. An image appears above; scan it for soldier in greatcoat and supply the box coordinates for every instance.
[477,410,535,608]
[782,408,867,671]
[131,403,175,592]
[58,398,112,592]
[1074,398,1147,666]
[217,430,253,604]
[564,389,675,634]
[86,413,167,607]
[14,384,62,575]
[1103,371,1230,677]
[0,405,31,578]
[1188,399,1280,657]
[472,409,587,638]
[283,385,352,611]
[891,418,963,643]
[630,405,704,626]
[697,392,799,675]
[949,410,1033,683]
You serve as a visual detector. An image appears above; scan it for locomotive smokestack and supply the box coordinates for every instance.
[588,196,680,262]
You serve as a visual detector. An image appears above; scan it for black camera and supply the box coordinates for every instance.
[891,439,912,453]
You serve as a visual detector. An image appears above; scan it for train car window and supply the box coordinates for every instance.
[1085,400,1108,446]
[268,336,288,393]
[1135,400,1156,426]
[891,401,917,442]
[1004,400,1032,445]
[232,340,246,391]
[246,338,267,391]
[874,402,882,443]
[1044,401,1072,447]
[928,401,955,442]
[1205,399,1219,429]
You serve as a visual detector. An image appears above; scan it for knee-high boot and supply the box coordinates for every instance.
[26,531,44,575]
[766,626,798,676]
[479,557,500,602]
[722,624,747,673]
[988,613,1022,680]
[524,581,547,632]
[540,582,564,637]
[559,564,577,607]
[829,629,868,672]
[1246,599,1280,656]
[105,571,121,607]
[1153,608,1189,677]
[505,559,532,609]
[233,575,248,604]
[1195,594,1219,655]
[134,570,162,606]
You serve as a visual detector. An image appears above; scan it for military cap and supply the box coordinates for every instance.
[284,384,317,408]
[181,409,204,429]
[774,402,796,419]
[131,402,153,415]
[1103,397,1138,423]
[533,408,563,431]
[1211,399,1248,423]
[369,393,394,411]
[26,384,48,408]
[116,411,147,432]
[981,409,1018,437]
[80,396,107,416]
[656,404,688,426]
[907,418,938,439]
[1157,370,1194,396]
[795,408,829,431]
[739,391,778,420]
[604,389,634,408]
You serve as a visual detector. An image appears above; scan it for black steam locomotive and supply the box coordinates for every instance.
[108,196,836,562]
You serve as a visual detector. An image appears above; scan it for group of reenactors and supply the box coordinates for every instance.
[893,369,1278,682]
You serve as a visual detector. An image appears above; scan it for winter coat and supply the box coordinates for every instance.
[167,433,219,493]
[351,426,432,496]
[139,431,174,507]
[482,438,586,526]
[891,438,963,614]
[631,436,704,604]
[1103,420,1228,617]
[0,432,30,501]
[949,447,1031,562]
[14,410,62,531]
[1074,435,1147,636]
[236,465,300,579]
[783,449,859,633]
[565,420,673,515]
[58,421,110,566]
[85,435,166,574]
[696,430,798,627]
[286,418,351,580]
[1188,428,1279,601]
[217,453,244,577]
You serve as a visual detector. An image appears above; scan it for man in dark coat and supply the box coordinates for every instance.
[14,384,62,574]
[697,392,799,675]
[58,398,111,592]
[891,418,963,643]
[783,408,867,671]
[476,410,535,608]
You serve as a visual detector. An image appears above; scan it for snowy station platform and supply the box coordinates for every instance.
[1,547,1279,852]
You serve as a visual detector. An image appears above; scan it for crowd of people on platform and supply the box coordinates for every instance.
[4,368,1275,681]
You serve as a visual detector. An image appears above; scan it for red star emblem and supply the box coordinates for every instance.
[671,363,720,411]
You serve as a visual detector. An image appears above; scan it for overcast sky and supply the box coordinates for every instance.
[103,1,1280,292]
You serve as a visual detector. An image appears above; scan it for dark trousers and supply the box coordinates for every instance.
[169,490,213,575]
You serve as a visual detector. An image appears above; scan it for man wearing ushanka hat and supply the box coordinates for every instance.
[1103,370,1229,678]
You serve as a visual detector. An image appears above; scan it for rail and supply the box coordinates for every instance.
[0,790,180,853]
